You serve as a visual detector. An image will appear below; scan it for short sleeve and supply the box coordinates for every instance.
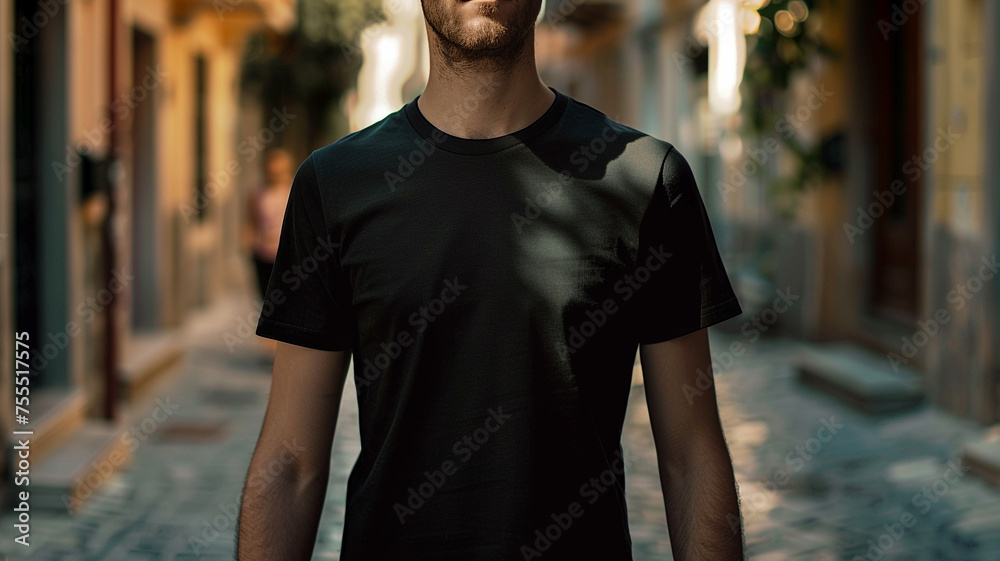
[254,154,356,351]
[631,145,743,344]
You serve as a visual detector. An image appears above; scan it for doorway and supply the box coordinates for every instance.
[130,27,160,330]
[865,0,924,324]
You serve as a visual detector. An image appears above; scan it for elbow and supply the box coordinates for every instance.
[247,441,329,498]
[660,432,734,482]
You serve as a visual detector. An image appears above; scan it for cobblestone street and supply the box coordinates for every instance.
[3,293,1000,561]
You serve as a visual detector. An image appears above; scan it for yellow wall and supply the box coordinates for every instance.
[26,0,279,409]
[926,0,985,238]
[922,0,994,420]
[57,0,266,336]
[161,12,246,312]
[1,0,14,443]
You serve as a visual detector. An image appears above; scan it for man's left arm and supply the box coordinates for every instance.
[639,327,745,561]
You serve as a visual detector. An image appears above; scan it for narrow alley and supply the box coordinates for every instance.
[3,288,999,561]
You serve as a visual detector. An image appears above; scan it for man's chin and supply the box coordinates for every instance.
[423,0,535,63]
[452,20,510,47]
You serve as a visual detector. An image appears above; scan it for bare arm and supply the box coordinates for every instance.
[639,328,745,561]
[236,341,352,560]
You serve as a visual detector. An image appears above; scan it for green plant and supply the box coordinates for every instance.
[742,0,839,217]
[239,0,386,149]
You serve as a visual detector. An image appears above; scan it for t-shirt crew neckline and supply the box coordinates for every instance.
[403,86,568,155]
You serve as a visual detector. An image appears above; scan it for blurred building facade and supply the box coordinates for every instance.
[724,0,1000,425]
[3,0,1000,514]
[538,0,1000,424]
[797,0,1000,424]
[0,0,295,509]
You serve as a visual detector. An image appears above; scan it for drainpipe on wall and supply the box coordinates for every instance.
[102,0,120,420]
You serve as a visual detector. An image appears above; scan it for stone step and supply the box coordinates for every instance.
[119,330,185,402]
[31,421,131,513]
[961,435,1000,489]
[794,342,925,414]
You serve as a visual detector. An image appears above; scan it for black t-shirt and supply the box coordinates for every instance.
[255,87,742,560]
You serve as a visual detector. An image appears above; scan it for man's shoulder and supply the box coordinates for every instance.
[309,108,413,171]
[554,93,679,177]
[561,95,645,139]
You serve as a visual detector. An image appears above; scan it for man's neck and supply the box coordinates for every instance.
[417,33,555,140]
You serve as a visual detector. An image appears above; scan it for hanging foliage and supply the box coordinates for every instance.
[743,0,840,218]
[239,0,386,149]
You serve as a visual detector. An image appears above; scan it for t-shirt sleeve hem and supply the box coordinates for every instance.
[255,317,353,351]
[635,296,743,345]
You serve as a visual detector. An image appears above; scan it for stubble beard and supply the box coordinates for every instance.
[422,0,538,74]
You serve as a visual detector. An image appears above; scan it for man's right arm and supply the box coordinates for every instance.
[236,341,352,560]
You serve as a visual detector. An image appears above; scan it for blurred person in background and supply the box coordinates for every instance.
[236,0,746,559]
[242,147,295,357]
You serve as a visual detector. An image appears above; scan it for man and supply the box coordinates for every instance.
[242,148,296,358]
[236,0,746,558]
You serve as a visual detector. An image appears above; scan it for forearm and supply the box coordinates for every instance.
[236,452,329,560]
[659,441,745,561]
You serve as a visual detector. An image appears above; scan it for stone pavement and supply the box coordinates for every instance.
[2,292,1000,561]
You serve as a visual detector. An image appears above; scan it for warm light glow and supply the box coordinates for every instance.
[743,10,762,34]
[697,0,761,116]
[693,0,770,115]
[715,1,742,114]
[351,0,423,130]
[775,9,800,37]
[788,0,809,22]
[374,31,405,121]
